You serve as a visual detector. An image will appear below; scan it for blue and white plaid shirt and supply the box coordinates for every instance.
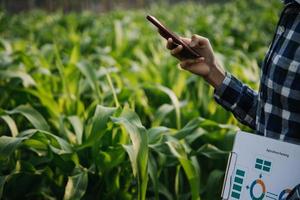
[214,1,300,141]
[214,1,300,198]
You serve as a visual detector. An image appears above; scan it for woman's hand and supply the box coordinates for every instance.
[166,34,225,89]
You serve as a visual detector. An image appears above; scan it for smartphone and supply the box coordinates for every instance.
[146,15,200,59]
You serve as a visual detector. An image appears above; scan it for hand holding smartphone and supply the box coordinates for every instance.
[146,15,201,59]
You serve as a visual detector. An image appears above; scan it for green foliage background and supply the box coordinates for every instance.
[0,0,281,199]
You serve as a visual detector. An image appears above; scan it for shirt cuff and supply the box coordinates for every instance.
[213,72,258,129]
[213,73,244,111]
[214,72,233,98]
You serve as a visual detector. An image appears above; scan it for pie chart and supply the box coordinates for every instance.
[249,179,266,200]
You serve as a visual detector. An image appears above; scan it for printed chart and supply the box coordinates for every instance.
[221,132,300,200]
[230,157,294,200]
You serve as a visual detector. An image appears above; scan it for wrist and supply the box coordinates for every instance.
[204,61,226,89]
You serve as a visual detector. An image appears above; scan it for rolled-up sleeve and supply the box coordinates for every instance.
[213,73,258,129]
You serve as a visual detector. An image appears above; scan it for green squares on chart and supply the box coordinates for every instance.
[256,158,263,164]
[264,160,271,167]
[255,164,262,169]
[231,191,240,199]
[231,169,244,199]
[236,169,245,177]
[255,158,272,172]
[233,184,242,192]
[234,177,243,184]
[263,166,270,172]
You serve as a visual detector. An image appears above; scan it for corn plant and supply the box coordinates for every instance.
[0,0,281,199]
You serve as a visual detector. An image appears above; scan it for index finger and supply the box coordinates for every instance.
[166,38,178,50]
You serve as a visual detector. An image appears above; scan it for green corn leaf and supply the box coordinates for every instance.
[0,38,12,53]
[199,118,238,130]
[149,142,171,155]
[6,105,50,131]
[89,105,117,141]
[166,140,201,200]
[204,170,224,200]
[0,175,7,199]
[174,118,205,140]
[22,138,49,157]
[77,62,97,90]
[103,67,120,107]
[175,165,181,198]
[114,20,124,50]
[68,116,83,145]
[54,42,72,102]
[148,153,158,200]
[1,115,19,137]
[192,144,228,159]
[185,128,207,144]
[0,136,25,157]
[0,70,36,87]
[98,146,126,171]
[41,131,73,154]
[112,108,148,200]
[63,167,88,200]
[122,144,136,175]
[20,129,73,155]
[25,88,60,119]
[87,105,118,175]
[70,45,80,65]
[148,126,169,144]
[77,62,101,102]
[156,85,181,129]
[158,182,173,200]
[152,104,174,127]
[0,128,72,159]
[75,105,117,151]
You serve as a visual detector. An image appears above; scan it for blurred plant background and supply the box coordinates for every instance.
[0,0,281,199]
[1,0,230,13]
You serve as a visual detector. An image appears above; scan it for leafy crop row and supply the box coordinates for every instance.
[0,0,281,199]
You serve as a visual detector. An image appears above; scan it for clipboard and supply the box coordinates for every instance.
[221,131,300,200]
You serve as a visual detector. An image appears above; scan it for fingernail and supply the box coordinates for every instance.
[197,57,204,62]
[190,42,196,47]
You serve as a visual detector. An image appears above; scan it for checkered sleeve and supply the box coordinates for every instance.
[213,73,258,129]
[287,184,300,200]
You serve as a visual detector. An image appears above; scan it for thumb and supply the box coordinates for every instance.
[189,34,209,49]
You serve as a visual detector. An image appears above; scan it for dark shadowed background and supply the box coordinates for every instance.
[0,0,226,13]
